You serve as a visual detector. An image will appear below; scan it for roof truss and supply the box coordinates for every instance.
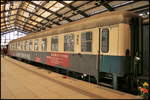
[1,1,149,35]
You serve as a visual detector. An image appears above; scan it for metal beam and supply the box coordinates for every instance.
[3,4,8,32]
[18,14,45,26]
[0,8,18,13]
[1,28,29,35]
[29,1,72,22]
[15,22,33,31]
[58,1,89,17]
[128,4,149,12]
[1,22,14,28]
[0,1,8,5]
[22,1,47,31]
[100,1,114,11]
[1,27,15,30]
[1,26,12,30]
[1,14,46,26]
[16,19,39,28]
[20,8,61,25]
[1,14,16,19]
[15,1,24,29]
[1,25,31,32]
[1,19,38,29]
[1,19,14,24]
[134,8,149,13]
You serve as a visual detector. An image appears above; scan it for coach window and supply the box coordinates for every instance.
[15,43,17,50]
[41,38,47,51]
[101,28,109,53]
[64,34,74,51]
[34,39,39,51]
[20,42,23,50]
[25,41,29,51]
[29,40,32,51]
[17,42,20,50]
[24,41,26,50]
[12,43,14,50]
[81,32,92,52]
[51,36,58,51]
[11,44,13,50]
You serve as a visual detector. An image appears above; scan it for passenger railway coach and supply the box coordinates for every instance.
[8,11,143,91]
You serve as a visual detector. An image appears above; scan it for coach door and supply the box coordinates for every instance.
[99,27,110,72]
[98,26,119,88]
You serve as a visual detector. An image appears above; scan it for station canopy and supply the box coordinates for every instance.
[1,1,149,35]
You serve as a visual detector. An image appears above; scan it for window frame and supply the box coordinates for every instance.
[34,39,39,51]
[41,38,47,51]
[51,36,59,51]
[101,28,109,53]
[29,40,33,51]
[81,31,92,52]
[64,33,75,52]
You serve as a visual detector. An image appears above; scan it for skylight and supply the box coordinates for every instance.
[49,2,64,12]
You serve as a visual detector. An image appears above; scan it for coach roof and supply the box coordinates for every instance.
[10,11,140,43]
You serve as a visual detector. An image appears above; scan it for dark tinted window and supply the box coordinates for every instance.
[64,34,74,51]
[20,42,23,50]
[41,38,47,51]
[34,39,39,50]
[81,32,92,52]
[17,42,20,50]
[29,40,33,50]
[101,28,109,53]
[25,41,29,50]
[51,36,58,51]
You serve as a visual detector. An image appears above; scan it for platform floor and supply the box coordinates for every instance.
[1,56,142,99]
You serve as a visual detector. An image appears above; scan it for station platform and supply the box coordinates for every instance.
[1,56,142,99]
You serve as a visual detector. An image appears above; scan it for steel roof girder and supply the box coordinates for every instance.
[29,1,72,22]
[58,1,89,17]
[20,8,61,25]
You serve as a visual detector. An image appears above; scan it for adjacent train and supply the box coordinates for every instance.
[8,11,144,91]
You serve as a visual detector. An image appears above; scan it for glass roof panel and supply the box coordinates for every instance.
[5,3,10,10]
[1,23,5,26]
[31,16,37,20]
[1,19,4,22]
[41,11,51,17]
[1,13,3,17]
[20,17,25,21]
[1,5,4,11]
[32,22,37,25]
[13,1,21,9]
[23,11,29,17]
[6,22,9,24]
[44,1,56,9]
[10,16,15,20]
[5,17,9,21]
[36,17,43,22]
[5,12,9,16]
[12,10,17,15]
[49,2,64,12]
[27,4,36,12]
[32,1,43,5]
[36,9,45,15]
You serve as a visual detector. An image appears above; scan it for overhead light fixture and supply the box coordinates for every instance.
[139,13,143,16]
